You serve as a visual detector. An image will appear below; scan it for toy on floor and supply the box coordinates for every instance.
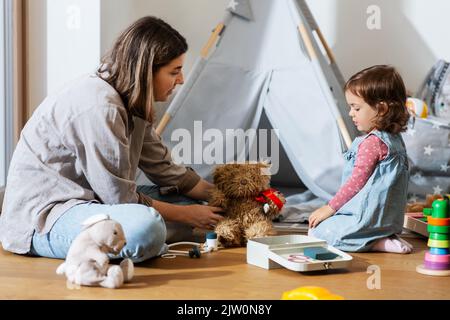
[406,194,443,213]
[417,198,450,276]
[162,232,220,259]
[281,286,344,300]
[247,234,353,272]
[404,194,447,237]
[56,214,134,289]
[208,162,286,247]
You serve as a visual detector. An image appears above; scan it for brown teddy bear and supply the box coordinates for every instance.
[208,162,286,247]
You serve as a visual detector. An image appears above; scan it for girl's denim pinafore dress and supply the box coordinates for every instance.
[310,130,410,252]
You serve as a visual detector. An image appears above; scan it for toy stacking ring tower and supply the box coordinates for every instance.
[417,197,450,276]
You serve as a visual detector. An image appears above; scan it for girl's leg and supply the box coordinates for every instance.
[308,225,412,253]
[31,203,167,263]
[370,235,413,254]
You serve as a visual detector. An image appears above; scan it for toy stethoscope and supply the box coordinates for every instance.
[162,232,221,259]
[287,254,314,263]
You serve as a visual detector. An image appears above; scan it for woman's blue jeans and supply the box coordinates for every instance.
[30,185,199,263]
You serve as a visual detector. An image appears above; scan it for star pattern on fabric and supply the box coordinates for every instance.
[424,145,434,156]
[227,0,239,10]
[434,185,443,195]
[432,122,441,130]
[441,164,450,173]
[408,194,419,203]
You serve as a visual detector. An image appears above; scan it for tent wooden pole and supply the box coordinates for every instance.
[155,23,225,136]
[155,113,172,136]
[296,0,336,65]
[298,24,316,60]
[315,28,336,65]
[201,23,225,59]
[298,23,352,149]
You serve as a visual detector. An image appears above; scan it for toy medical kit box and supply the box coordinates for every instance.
[247,235,352,272]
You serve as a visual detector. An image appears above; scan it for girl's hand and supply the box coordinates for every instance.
[309,205,336,228]
[182,204,225,230]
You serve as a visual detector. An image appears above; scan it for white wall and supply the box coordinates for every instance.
[27,0,450,114]
[27,0,100,115]
[47,0,100,95]
[100,0,229,76]
[307,0,450,92]
[99,0,450,92]
[100,0,135,57]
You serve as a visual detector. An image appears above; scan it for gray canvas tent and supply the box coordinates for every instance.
[156,0,359,208]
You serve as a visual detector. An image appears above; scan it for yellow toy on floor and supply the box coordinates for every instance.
[282,286,344,300]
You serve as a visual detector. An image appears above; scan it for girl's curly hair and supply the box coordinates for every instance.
[345,65,410,134]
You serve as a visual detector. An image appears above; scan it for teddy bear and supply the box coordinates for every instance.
[56,214,134,289]
[208,162,286,247]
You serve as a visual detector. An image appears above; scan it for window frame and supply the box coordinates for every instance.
[0,0,16,189]
[0,0,6,187]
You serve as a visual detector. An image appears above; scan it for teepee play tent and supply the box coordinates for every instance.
[156,0,359,202]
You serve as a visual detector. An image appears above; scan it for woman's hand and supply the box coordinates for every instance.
[309,205,336,229]
[182,204,225,230]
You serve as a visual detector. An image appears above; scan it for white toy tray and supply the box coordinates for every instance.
[247,235,353,272]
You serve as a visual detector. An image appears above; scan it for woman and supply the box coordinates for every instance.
[0,17,224,263]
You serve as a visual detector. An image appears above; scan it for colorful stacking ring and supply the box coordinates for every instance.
[428,225,450,234]
[427,239,450,248]
[423,208,432,216]
[430,248,450,255]
[425,252,450,264]
[429,233,450,241]
[427,217,450,226]
[431,200,449,219]
[424,260,450,270]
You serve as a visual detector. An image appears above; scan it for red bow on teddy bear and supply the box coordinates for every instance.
[255,188,285,211]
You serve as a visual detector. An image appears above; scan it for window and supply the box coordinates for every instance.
[0,0,14,188]
[0,0,6,187]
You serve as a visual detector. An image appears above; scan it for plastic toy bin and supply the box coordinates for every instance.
[247,235,353,272]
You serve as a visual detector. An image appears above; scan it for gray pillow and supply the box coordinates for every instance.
[402,116,450,201]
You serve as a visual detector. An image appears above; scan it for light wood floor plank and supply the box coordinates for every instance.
[1,237,448,300]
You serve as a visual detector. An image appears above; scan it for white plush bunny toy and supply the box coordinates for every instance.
[56,214,134,289]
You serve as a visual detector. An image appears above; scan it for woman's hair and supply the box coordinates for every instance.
[345,65,410,134]
[97,16,188,123]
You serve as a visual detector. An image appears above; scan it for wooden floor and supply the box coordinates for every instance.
[1,235,449,300]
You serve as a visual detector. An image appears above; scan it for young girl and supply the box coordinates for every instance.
[308,65,413,253]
